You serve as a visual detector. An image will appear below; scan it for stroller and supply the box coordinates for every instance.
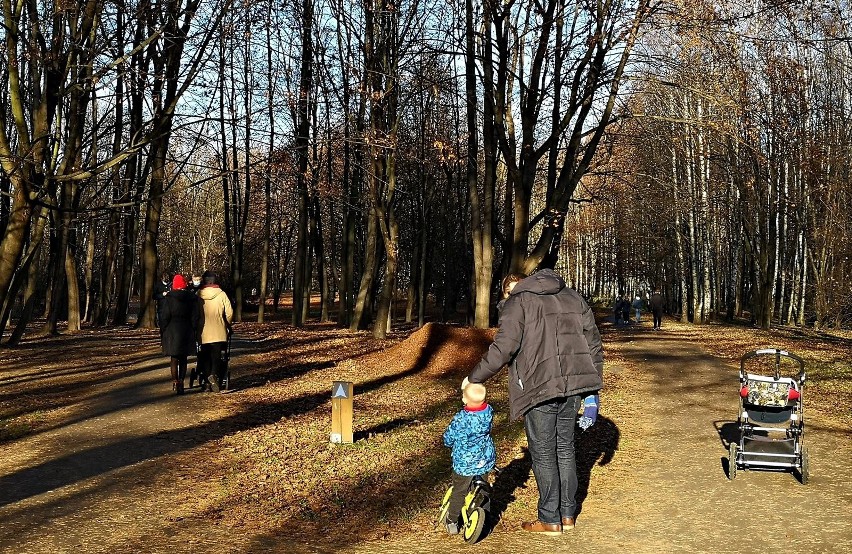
[222,327,232,390]
[189,328,232,391]
[729,349,808,483]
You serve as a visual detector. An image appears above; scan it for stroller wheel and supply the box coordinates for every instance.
[799,446,809,485]
[463,507,486,543]
[728,442,738,480]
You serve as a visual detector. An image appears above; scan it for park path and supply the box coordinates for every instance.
[1,327,850,553]
[0,333,256,554]
[347,331,852,554]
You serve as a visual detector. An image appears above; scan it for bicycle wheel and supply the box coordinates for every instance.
[463,507,486,544]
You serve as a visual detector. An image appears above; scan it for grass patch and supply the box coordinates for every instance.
[0,418,32,441]
[0,411,46,442]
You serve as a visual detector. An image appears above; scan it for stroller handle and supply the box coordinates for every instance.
[740,348,805,382]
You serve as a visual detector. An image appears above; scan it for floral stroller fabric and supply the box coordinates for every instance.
[729,349,808,484]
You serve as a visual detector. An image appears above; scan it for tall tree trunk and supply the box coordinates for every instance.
[138,0,203,328]
[351,211,378,331]
[83,218,97,322]
[310,195,329,322]
[138,142,167,329]
[112,10,147,326]
[417,219,428,327]
[258,0,277,324]
[292,0,314,327]
[65,240,81,332]
[0,205,48,342]
[466,0,493,329]
[671,141,688,322]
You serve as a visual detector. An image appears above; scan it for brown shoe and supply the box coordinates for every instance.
[561,517,575,531]
[521,520,562,536]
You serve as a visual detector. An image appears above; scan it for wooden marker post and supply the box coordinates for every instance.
[331,381,353,444]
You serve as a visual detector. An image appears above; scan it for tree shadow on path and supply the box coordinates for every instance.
[0,322,454,509]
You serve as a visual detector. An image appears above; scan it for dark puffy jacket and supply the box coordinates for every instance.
[160,289,201,357]
[153,280,170,303]
[468,269,604,420]
[443,404,496,476]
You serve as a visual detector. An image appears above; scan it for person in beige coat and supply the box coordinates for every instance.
[197,271,233,392]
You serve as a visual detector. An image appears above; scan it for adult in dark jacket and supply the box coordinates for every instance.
[160,274,201,394]
[649,288,664,330]
[620,294,631,324]
[153,271,171,327]
[464,269,604,535]
[188,273,203,294]
[612,296,624,324]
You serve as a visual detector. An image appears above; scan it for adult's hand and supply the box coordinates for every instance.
[461,376,470,391]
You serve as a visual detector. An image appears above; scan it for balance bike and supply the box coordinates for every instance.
[436,474,492,543]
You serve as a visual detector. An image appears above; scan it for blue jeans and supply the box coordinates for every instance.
[523,395,582,524]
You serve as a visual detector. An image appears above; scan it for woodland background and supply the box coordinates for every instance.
[1,0,850,346]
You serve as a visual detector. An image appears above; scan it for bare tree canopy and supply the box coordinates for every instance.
[1,0,850,344]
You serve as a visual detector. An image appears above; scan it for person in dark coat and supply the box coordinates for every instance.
[649,288,664,330]
[153,271,171,327]
[463,269,604,535]
[613,296,624,324]
[188,272,203,294]
[159,274,201,394]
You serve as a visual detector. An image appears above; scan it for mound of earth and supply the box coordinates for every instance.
[357,322,495,379]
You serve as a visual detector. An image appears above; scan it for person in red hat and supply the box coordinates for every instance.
[159,274,202,394]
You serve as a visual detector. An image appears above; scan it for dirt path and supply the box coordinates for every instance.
[347,331,852,554]
[0,331,256,553]
[1,326,850,553]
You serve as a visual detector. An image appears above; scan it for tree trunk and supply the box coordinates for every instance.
[373,215,399,338]
[466,0,491,329]
[292,0,315,327]
[65,241,81,332]
[671,141,688,322]
[138,0,203,328]
[0,205,48,341]
[310,195,330,323]
[417,210,428,328]
[351,210,378,331]
[138,144,166,329]
[0,182,33,320]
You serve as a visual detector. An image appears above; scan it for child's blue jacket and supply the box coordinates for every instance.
[443,404,496,476]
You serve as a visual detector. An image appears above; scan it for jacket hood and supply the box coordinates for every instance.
[512,268,565,296]
[199,287,224,300]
